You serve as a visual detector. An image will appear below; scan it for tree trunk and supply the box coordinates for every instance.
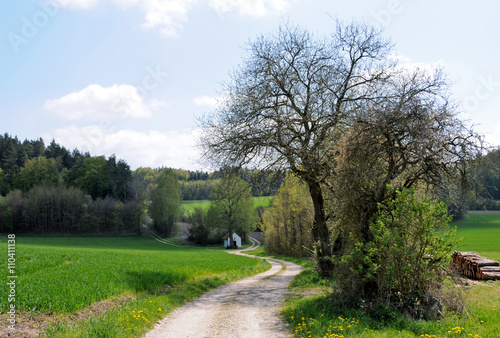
[308,181,334,277]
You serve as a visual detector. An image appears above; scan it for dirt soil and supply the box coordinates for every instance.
[0,293,136,337]
[145,237,302,338]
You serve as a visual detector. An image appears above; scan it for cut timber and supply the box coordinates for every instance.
[452,251,500,281]
[480,266,500,272]
[482,272,500,281]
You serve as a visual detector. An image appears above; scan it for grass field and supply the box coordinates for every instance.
[2,211,498,337]
[181,196,274,214]
[247,212,500,338]
[454,213,500,261]
[0,236,269,337]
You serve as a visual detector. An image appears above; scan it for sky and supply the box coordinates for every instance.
[1,0,499,170]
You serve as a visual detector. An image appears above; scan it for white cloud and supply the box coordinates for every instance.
[56,0,294,37]
[194,95,225,109]
[139,0,197,38]
[149,98,170,111]
[44,84,152,120]
[55,0,100,10]
[208,0,290,17]
[483,123,500,148]
[44,125,202,170]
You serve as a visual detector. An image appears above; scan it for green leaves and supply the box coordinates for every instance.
[207,174,255,237]
[150,169,182,235]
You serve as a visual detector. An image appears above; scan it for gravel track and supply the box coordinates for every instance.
[145,237,302,337]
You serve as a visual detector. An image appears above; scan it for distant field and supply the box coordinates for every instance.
[181,196,274,214]
[454,213,500,261]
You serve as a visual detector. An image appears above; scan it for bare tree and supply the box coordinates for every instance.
[199,21,395,276]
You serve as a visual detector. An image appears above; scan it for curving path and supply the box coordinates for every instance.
[145,237,302,337]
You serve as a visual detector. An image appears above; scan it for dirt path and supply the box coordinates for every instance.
[145,237,302,337]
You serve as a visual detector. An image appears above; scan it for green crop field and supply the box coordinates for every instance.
[181,196,274,214]
[0,236,269,337]
[181,199,211,213]
[454,213,500,261]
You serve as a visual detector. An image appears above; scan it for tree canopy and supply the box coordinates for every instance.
[206,174,255,245]
[150,168,182,235]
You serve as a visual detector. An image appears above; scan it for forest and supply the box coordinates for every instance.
[0,133,282,235]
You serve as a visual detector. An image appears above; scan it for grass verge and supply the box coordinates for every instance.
[266,213,500,338]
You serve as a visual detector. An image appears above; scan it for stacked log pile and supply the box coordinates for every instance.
[452,251,500,280]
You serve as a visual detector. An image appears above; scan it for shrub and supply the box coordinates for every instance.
[334,188,459,316]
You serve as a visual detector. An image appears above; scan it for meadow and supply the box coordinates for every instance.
[181,196,274,215]
[454,212,500,261]
[249,213,500,338]
[0,236,269,337]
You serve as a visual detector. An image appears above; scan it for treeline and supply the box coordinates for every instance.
[0,134,140,235]
[0,134,132,200]
[479,147,500,207]
[0,133,283,235]
[177,168,284,200]
[1,186,141,235]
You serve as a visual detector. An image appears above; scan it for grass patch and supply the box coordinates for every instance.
[181,200,211,214]
[181,196,274,215]
[283,292,499,338]
[278,213,500,337]
[0,236,270,337]
[454,213,500,257]
[253,196,274,209]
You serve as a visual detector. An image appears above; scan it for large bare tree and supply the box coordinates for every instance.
[199,22,395,276]
[198,21,480,277]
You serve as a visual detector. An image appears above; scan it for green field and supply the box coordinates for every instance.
[2,212,498,337]
[0,236,269,336]
[454,213,500,261]
[181,196,274,214]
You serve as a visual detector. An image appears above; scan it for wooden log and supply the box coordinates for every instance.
[480,266,500,272]
[451,251,500,280]
[470,259,499,267]
[481,272,500,281]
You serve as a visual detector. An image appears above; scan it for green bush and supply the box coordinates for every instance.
[335,188,459,315]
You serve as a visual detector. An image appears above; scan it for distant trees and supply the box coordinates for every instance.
[150,169,182,235]
[261,173,314,257]
[16,157,61,191]
[74,155,132,201]
[186,207,212,245]
[206,175,255,247]
[0,185,141,234]
[179,169,283,201]
[483,147,500,200]
[0,168,7,196]
[181,180,217,200]
[187,174,256,246]
[0,134,141,235]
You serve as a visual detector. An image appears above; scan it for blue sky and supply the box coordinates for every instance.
[1,0,499,170]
